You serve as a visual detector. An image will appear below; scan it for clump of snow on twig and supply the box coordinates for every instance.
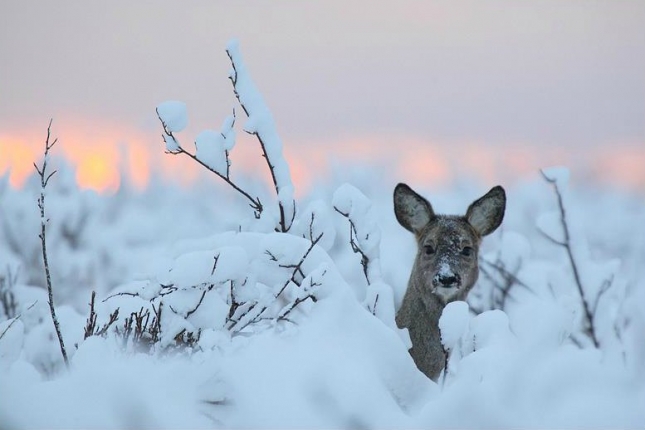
[156,101,188,133]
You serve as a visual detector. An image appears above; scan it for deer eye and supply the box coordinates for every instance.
[461,246,474,257]
[424,245,436,255]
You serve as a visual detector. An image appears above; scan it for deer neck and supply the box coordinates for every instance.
[396,279,445,336]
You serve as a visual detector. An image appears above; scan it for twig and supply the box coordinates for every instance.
[370,293,380,316]
[478,257,534,312]
[592,275,614,315]
[84,291,119,339]
[0,266,19,319]
[227,280,240,322]
[34,119,69,368]
[0,301,37,341]
[275,233,323,298]
[334,207,371,284]
[102,291,139,302]
[277,294,316,322]
[541,170,600,348]
[84,291,98,339]
[186,288,210,319]
[156,109,263,218]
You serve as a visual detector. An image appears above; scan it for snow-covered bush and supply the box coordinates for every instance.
[1,41,644,428]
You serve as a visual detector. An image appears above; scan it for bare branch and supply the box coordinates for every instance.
[102,291,140,302]
[540,169,600,348]
[0,266,19,320]
[34,119,69,368]
[84,291,120,339]
[186,288,209,319]
[592,275,614,315]
[537,228,567,247]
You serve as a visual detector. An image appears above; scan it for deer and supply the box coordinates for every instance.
[393,183,506,381]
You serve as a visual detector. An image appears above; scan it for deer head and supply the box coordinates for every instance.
[394,183,506,306]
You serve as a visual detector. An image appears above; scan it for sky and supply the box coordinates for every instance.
[1,1,644,193]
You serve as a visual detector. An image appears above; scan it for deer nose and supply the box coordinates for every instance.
[434,273,461,288]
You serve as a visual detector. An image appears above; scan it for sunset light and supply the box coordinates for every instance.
[1,120,643,196]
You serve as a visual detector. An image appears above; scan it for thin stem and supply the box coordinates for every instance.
[35,119,69,368]
[334,207,371,285]
[541,170,600,348]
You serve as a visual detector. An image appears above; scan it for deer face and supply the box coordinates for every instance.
[394,184,506,305]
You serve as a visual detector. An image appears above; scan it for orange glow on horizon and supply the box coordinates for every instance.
[1,120,644,197]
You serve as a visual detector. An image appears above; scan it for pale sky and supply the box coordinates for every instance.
[1,1,644,191]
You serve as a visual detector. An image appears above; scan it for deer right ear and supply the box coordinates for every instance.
[466,185,506,236]
[393,183,435,234]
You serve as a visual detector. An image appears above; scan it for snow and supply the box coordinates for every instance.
[156,101,188,133]
[439,301,470,351]
[162,133,181,153]
[1,43,645,430]
[193,113,237,177]
[332,183,382,265]
[2,161,644,428]
[290,199,337,251]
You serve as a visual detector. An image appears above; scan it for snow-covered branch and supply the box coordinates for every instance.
[226,40,296,232]
[156,103,264,218]
[332,184,397,325]
[332,184,382,285]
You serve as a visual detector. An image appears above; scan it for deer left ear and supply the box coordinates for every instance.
[466,186,506,236]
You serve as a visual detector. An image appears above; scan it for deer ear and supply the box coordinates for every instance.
[393,183,435,234]
[466,185,506,236]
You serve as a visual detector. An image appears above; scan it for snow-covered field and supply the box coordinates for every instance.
[1,44,644,429]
